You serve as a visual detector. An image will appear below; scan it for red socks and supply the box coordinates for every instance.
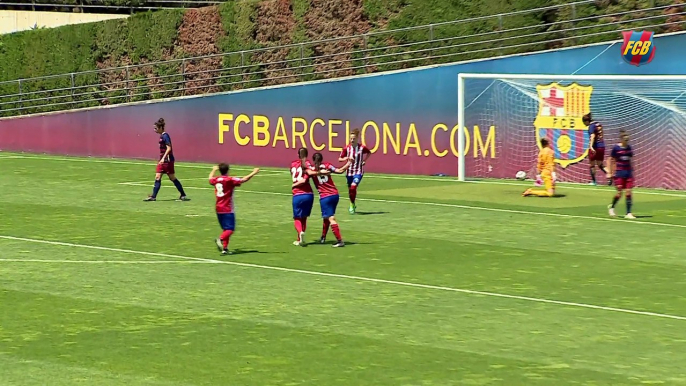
[322,219,330,238]
[220,230,233,249]
[349,185,357,204]
[302,217,308,232]
[331,223,342,242]
[294,219,303,234]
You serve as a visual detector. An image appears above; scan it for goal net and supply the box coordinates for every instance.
[457,74,686,190]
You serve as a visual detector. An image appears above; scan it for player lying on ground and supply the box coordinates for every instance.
[144,118,190,202]
[339,129,371,214]
[584,113,610,186]
[523,138,556,197]
[608,130,635,219]
[311,153,351,248]
[210,163,260,255]
[291,147,317,246]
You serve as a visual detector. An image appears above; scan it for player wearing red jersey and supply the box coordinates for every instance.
[291,147,317,246]
[144,118,189,202]
[209,163,259,255]
[338,129,371,214]
[311,153,350,247]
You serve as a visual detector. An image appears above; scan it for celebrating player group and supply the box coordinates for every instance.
[290,129,371,247]
[523,112,636,219]
[143,118,372,255]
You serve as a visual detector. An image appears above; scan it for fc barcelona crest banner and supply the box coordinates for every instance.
[533,83,593,169]
[621,30,656,66]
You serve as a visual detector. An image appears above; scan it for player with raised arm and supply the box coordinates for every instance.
[608,130,635,219]
[339,129,371,214]
[291,147,316,246]
[210,163,259,255]
[583,113,610,186]
[144,118,190,202]
[523,138,555,197]
[311,153,350,247]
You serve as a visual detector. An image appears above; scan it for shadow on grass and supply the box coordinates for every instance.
[230,249,276,255]
[307,241,370,247]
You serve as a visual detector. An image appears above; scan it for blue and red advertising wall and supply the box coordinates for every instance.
[1,32,685,187]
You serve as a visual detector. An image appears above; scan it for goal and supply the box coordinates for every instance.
[457,73,686,190]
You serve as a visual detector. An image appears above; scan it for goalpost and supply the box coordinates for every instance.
[457,73,686,190]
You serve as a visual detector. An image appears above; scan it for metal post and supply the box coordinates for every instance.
[299,44,304,74]
[498,15,504,55]
[457,73,465,181]
[17,79,22,111]
[363,35,369,73]
[70,73,75,108]
[570,4,577,44]
[126,66,131,102]
[429,24,434,41]
[181,59,186,93]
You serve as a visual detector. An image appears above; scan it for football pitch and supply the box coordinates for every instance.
[3,153,686,385]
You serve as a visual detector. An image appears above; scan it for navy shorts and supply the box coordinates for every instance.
[217,213,236,231]
[614,171,634,190]
[292,194,314,219]
[346,174,363,187]
[320,194,339,218]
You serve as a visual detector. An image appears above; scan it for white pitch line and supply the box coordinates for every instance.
[1,234,684,322]
[8,154,686,198]
[118,181,686,230]
[466,179,686,198]
[1,154,258,171]
[0,259,211,264]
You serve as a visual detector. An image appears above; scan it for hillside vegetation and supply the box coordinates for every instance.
[0,0,683,116]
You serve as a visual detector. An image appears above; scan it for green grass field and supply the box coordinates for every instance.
[2,152,686,385]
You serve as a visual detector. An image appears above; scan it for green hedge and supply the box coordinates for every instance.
[0,0,680,116]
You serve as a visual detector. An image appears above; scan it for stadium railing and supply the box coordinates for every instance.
[0,0,224,13]
[0,0,683,117]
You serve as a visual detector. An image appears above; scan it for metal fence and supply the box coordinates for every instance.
[0,0,683,117]
[0,0,225,13]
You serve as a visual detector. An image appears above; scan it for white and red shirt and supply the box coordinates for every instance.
[312,162,339,198]
[291,159,313,196]
[340,143,370,176]
[209,176,242,213]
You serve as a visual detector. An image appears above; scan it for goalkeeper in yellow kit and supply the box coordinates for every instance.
[523,138,555,197]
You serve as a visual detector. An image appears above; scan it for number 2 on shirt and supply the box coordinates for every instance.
[291,167,303,183]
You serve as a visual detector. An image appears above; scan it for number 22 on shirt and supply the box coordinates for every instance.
[291,167,303,183]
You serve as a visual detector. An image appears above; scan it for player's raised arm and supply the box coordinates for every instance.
[319,160,351,176]
[241,168,260,183]
[209,165,220,183]
[334,160,352,174]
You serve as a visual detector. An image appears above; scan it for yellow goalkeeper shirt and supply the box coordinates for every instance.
[538,147,555,175]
